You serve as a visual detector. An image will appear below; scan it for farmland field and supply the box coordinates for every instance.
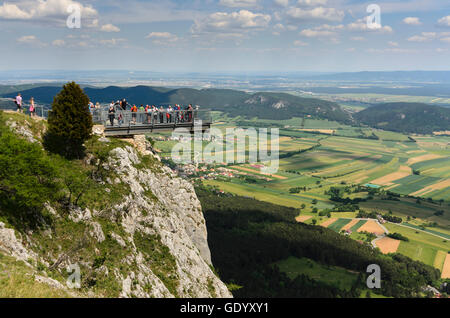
[327,219,352,232]
[158,115,450,272]
[195,118,450,228]
[375,237,401,254]
[384,223,449,271]
[349,220,368,232]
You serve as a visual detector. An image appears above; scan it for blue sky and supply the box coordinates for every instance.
[0,0,449,72]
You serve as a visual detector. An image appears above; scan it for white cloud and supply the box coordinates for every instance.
[293,39,308,46]
[388,41,399,47]
[299,29,336,37]
[100,38,126,46]
[272,23,285,35]
[408,32,436,42]
[403,17,422,25]
[101,24,120,32]
[315,24,344,31]
[347,19,393,33]
[438,16,450,27]
[0,0,98,26]
[350,36,365,41]
[366,48,419,54]
[273,23,285,31]
[17,35,46,47]
[52,39,66,47]
[440,37,450,43]
[0,3,32,19]
[220,0,259,7]
[146,32,179,45]
[146,32,177,40]
[286,6,344,22]
[299,24,343,38]
[297,0,328,6]
[17,35,37,43]
[191,10,271,36]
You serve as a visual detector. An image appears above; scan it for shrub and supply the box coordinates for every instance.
[0,127,58,229]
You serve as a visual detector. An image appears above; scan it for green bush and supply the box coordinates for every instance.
[44,82,93,159]
[0,124,58,229]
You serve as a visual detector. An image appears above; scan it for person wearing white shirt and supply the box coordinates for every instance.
[15,93,23,113]
[167,105,173,123]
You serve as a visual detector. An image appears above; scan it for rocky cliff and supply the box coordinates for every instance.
[0,111,231,298]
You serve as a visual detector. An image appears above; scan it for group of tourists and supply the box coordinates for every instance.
[105,98,196,127]
[13,93,37,117]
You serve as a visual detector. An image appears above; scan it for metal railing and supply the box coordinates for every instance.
[0,100,49,119]
[93,108,212,128]
[0,99,212,130]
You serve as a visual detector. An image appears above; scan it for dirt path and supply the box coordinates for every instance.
[390,223,449,241]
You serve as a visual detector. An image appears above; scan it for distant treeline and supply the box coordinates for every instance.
[354,103,450,134]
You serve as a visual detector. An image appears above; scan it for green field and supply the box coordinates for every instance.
[402,223,450,240]
[162,115,450,272]
[275,256,359,291]
[360,198,450,228]
[384,223,449,270]
[327,218,352,232]
[350,220,368,232]
[199,117,450,222]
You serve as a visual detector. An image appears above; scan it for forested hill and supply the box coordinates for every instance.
[1,85,351,123]
[354,102,450,134]
[197,186,441,298]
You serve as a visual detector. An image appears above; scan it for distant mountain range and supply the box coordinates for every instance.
[354,103,450,134]
[0,85,352,123]
[303,71,450,83]
[2,84,450,134]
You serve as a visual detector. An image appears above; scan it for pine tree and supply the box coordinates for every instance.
[44,82,93,159]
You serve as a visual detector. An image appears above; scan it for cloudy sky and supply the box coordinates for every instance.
[0,0,449,72]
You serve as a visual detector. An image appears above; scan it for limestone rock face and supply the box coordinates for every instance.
[0,223,37,262]
[105,146,231,298]
[0,140,231,298]
[6,119,38,144]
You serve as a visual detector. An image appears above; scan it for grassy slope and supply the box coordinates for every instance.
[0,253,70,298]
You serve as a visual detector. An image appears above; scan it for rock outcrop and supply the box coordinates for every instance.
[0,113,231,298]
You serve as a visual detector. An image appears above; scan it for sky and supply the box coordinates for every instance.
[0,0,449,73]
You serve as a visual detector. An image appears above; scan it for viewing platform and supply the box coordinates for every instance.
[92,109,212,137]
[1,102,212,137]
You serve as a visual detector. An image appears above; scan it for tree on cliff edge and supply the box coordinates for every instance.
[44,82,93,159]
